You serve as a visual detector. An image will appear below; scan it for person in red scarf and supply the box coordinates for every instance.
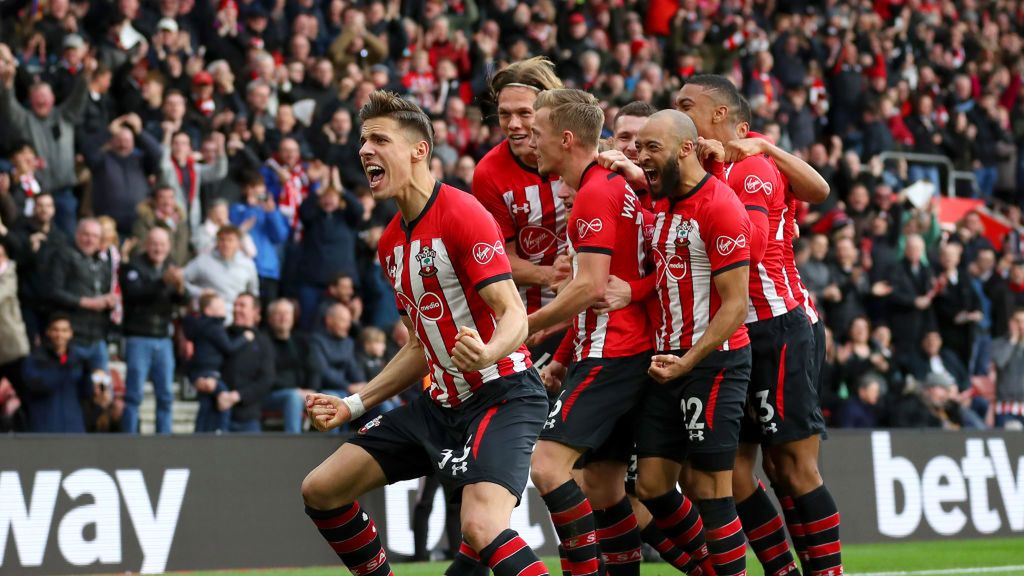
[260,137,320,233]
[158,128,228,234]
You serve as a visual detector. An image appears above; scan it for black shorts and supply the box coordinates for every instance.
[740,307,826,446]
[539,351,651,463]
[348,370,548,503]
[528,328,569,370]
[811,319,826,394]
[636,347,751,471]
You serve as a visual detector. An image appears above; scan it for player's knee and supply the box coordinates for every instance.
[460,512,502,552]
[301,469,349,510]
[634,473,670,502]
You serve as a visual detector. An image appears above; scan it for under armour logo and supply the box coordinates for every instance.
[576,218,603,239]
[763,422,779,434]
[385,255,397,279]
[716,234,747,256]
[744,174,774,195]
[689,430,705,442]
[543,418,556,430]
[473,241,505,265]
[451,461,468,475]
[510,201,531,215]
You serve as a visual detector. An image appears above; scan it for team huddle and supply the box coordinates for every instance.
[298,57,843,576]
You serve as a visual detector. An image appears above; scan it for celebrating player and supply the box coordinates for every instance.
[677,75,843,576]
[301,91,550,576]
[472,56,569,368]
[526,88,651,576]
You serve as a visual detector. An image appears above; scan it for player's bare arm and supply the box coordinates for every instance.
[451,277,528,372]
[307,315,427,431]
[598,149,647,191]
[649,265,749,383]
[505,241,563,288]
[527,251,611,335]
[725,138,829,204]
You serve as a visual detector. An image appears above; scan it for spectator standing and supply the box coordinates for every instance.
[296,187,362,330]
[186,292,253,433]
[992,308,1024,428]
[120,227,187,433]
[21,314,94,433]
[888,234,937,364]
[933,243,983,368]
[973,248,1013,375]
[230,175,290,305]
[159,129,228,233]
[131,186,191,266]
[0,48,94,236]
[0,243,29,406]
[837,317,890,395]
[221,293,275,432]
[184,225,259,321]
[48,218,115,370]
[84,113,163,236]
[822,237,869,338]
[262,298,316,434]
[2,192,65,341]
[1,142,43,221]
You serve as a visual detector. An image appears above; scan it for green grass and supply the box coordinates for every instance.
[156,537,1024,575]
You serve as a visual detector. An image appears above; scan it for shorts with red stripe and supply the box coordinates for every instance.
[347,370,548,504]
[740,307,825,446]
[539,351,651,463]
[636,347,751,471]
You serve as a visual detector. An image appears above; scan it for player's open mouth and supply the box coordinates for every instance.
[645,169,659,185]
[366,164,385,187]
[508,134,528,143]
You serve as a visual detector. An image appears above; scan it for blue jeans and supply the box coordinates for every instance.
[995,413,1024,428]
[298,283,325,332]
[229,418,261,433]
[195,380,230,433]
[909,164,941,194]
[971,334,993,376]
[262,388,308,434]
[974,166,999,199]
[52,187,78,238]
[72,340,109,372]
[123,337,175,434]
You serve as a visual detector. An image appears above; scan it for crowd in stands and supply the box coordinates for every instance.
[1,0,1024,433]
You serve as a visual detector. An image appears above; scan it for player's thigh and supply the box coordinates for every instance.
[461,481,521,550]
[635,456,683,501]
[302,442,388,509]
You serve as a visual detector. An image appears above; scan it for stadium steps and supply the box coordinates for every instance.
[109,360,200,434]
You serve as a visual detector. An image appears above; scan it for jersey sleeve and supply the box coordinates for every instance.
[570,179,622,255]
[470,161,516,242]
[448,194,514,292]
[730,156,776,265]
[705,191,752,275]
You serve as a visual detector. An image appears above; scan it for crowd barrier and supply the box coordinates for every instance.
[0,429,1021,575]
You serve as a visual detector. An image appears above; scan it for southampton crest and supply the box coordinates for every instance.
[416,245,438,277]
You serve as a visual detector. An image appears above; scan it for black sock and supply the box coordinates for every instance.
[736,482,798,576]
[305,502,392,576]
[640,489,708,573]
[696,497,747,576]
[795,485,842,576]
[543,480,601,576]
[593,497,641,575]
[639,522,698,573]
[479,529,548,576]
[445,539,491,576]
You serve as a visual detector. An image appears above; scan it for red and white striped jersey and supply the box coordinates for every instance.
[650,174,752,352]
[567,162,651,361]
[473,140,568,314]
[378,182,531,409]
[721,154,799,323]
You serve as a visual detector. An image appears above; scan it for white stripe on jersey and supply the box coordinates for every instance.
[433,241,502,385]
[688,220,713,350]
[746,263,790,324]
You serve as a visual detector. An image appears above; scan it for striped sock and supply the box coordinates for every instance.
[697,497,747,576]
[778,492,810,574]
[305,502,393,576]
[559,545,571,576]
[543,480,601,576]
[479,529,548,576]
[445,539,491,576]
[641,489,710,572]
[594,497,642,575]
[795,485,843,576]
[737,482,798,576]
[639,522,700,574]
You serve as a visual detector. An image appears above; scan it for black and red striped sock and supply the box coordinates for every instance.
[542,480,601,576]
[697,497,747,576]
[638,522,700,574]
[777,492,810,574]
[736,482,798,576]
[641,489,710,572]
[558,544,571,576]
[305,502,393,576]
[479,529,548,576]
[795,485,842,576]
[593,497,642,575]
[445,539,491,576]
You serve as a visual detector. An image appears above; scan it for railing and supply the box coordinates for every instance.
[878,151,978,197]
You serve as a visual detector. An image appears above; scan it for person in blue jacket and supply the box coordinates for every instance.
[230,173,290,307]
[21,313,95,433]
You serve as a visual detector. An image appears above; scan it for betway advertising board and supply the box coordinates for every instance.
[0,430,1021,574]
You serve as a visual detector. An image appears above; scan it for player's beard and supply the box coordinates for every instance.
[659,159,682,200]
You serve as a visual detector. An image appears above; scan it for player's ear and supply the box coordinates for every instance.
[411,139,430,163]
[561,129,573,150]
[713,104,728,125]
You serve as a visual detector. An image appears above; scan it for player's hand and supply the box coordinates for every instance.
[549,255,572,289]
[697,137,725,163]
[593,275,631,314]
[598,149,646,189]
[648,354,693,384]
[724,138,768,163]
[306,393,350,432]
[540,360,567,394]
[451,326,491,373]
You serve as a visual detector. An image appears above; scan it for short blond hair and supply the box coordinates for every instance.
[490,56,563,101]
[534,89,603,150]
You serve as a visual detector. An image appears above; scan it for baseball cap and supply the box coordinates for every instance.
[192,71,214,86]
[63,34,85,50]
[568,13,585,25]
[157,18,179,33]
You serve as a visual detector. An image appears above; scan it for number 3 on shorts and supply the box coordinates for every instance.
[753,389,774,423]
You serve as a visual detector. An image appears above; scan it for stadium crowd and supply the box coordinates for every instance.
[0,0,1023,434]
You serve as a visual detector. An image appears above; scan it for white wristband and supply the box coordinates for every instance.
[342,394,366,420]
